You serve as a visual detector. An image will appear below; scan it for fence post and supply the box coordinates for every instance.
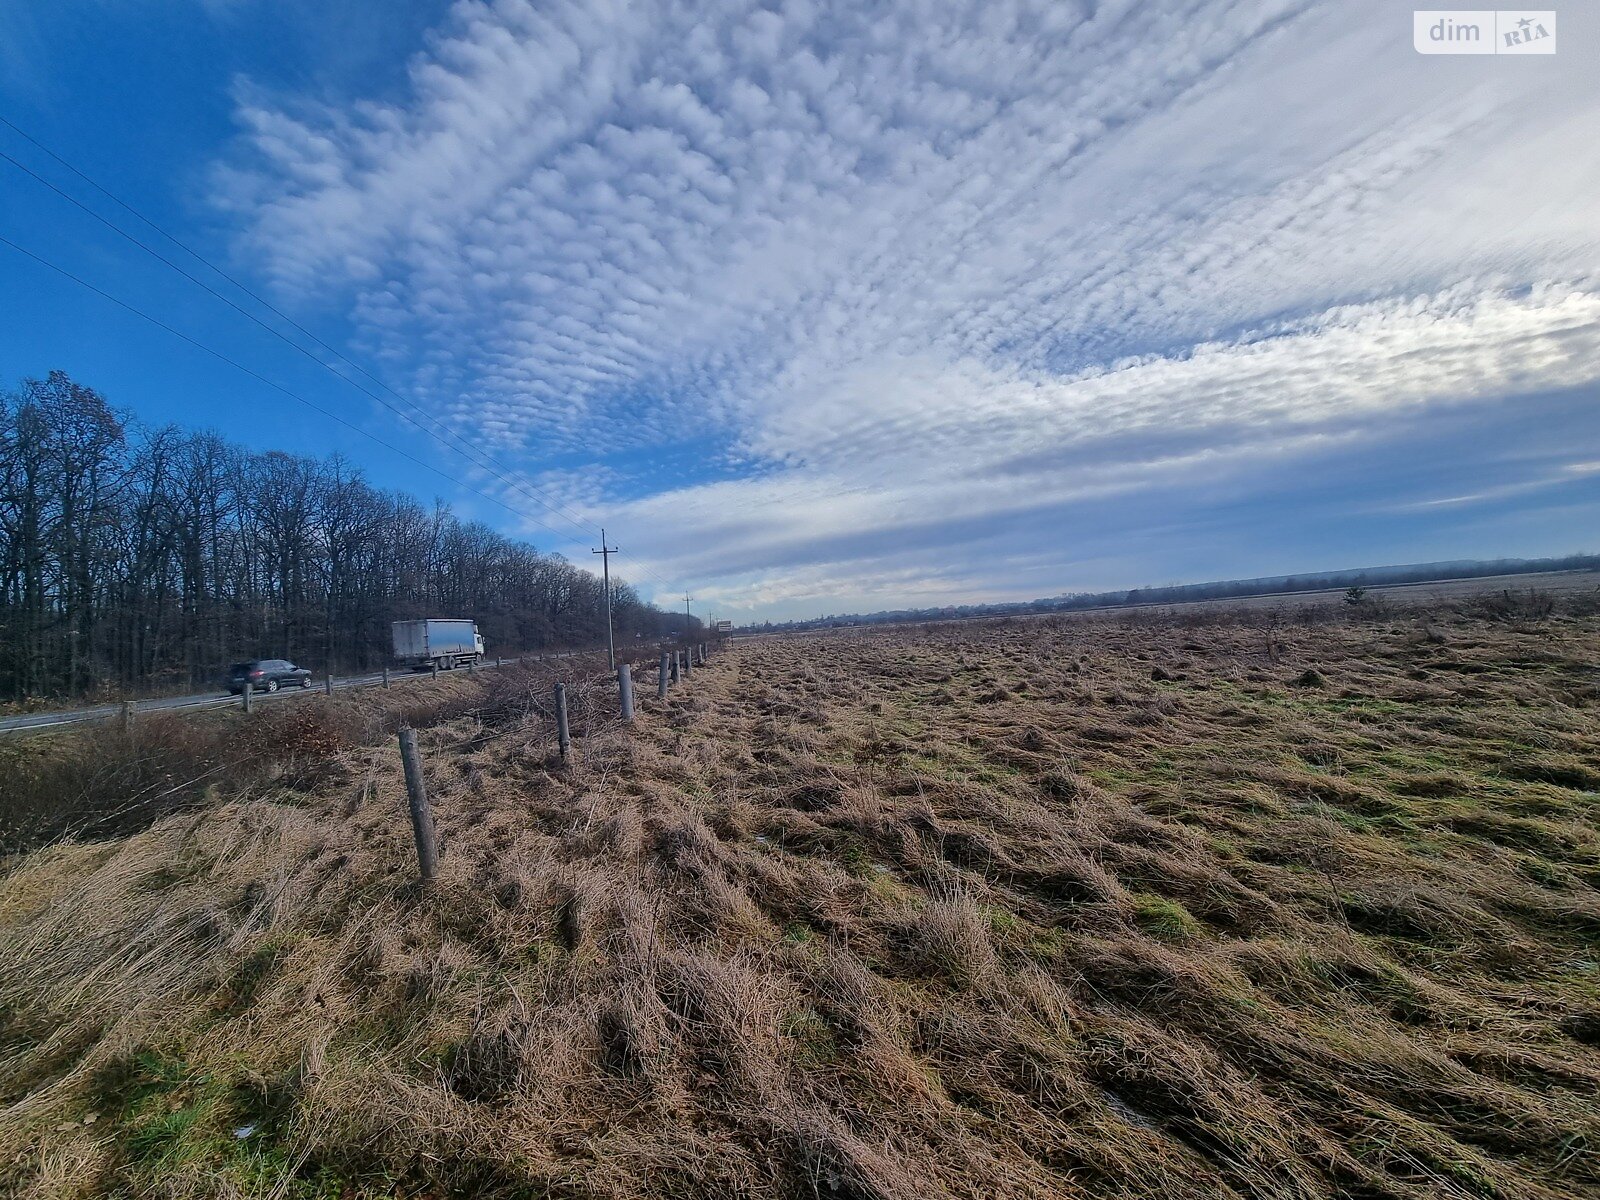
[120,700,135,733]
[397,728,438,885]
[658,651,669,699]
[242,679,252,713]
[554,682,571,760]
[382,665,390,688]
[431,660,440,680]
[682,648,692,678]
[669,652,680,685]
[325,673,334,696]
[618,663,634,721]
[468,657,476,674]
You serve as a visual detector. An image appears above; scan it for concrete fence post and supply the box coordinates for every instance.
[325,673,334,696]
[242,679,253,713]
[682,648,692,678]
[120,700,135,733]
[382,665,390,688]
[618,663,634,721]
[555,682,571,760]
[669,652,680,685]
[397,727,438,885]
[431,660,440,680]
[658,651,670,699]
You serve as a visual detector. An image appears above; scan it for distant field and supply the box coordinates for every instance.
[1116,568,1600,615]
[2,599,1598,1198]
[770,570,1600,635]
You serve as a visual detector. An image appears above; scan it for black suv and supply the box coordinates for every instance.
[227,659,313,694]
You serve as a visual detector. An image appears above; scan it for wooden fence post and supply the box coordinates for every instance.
[658,651,669,699]
[555,682,571,760]
[397,728,438,884]
[242,679,253,713]
[618,663,634,721]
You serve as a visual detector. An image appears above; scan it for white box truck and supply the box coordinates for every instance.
[392,619,484,671]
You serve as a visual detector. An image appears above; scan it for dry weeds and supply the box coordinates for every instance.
[1,603,1598,1198]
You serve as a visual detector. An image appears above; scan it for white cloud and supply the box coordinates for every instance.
[220,0,1600,615]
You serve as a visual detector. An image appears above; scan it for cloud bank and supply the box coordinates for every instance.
[220,0,1600,616]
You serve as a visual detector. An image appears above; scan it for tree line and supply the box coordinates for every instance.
[0,370,684,701]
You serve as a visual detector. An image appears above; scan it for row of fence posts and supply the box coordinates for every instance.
[398,639,717,883]
[115,648,660,730]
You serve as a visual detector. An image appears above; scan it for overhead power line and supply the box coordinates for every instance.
[0,119,597,542]
[0,233,584,547]
[0,114,696,604]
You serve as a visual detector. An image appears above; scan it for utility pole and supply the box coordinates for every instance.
[592,527,619,670]
[683,593,694,642]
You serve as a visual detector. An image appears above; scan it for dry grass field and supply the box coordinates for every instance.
[2,596,1599,1199]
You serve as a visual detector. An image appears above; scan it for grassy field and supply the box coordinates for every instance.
[1,597,1598,1198]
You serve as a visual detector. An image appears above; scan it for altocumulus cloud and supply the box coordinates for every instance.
[218,0,1600,617]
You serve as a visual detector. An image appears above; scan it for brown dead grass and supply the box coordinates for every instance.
[1,607,1598,1199]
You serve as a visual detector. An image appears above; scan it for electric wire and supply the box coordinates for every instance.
[0,116,700,605]
[0,142,600,543]
[0,233,587,547]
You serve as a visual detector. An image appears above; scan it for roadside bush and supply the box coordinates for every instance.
[1463,588,1556,623]
[0,662,570,856]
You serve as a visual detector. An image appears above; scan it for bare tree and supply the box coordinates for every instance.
[0,370,673,700]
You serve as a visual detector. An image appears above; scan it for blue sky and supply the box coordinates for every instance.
[2,1,1597,619]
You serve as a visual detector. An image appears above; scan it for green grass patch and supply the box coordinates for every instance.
[782,1008,842,1069]
[1130,894,1201,942]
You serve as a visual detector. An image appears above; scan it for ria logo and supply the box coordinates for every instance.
[1413,10,1557,54]
[1500,12,1554,47]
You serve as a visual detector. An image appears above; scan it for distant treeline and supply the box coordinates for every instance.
[0,371,688,700]
[752,554,1600,633]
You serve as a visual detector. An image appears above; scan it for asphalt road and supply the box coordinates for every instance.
[0,654,591,736]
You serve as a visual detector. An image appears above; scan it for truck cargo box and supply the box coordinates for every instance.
[392,619,483,668]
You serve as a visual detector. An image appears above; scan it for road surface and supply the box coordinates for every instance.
[0,653,598,736]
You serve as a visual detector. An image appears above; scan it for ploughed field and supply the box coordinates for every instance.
[2,604,1599,1199]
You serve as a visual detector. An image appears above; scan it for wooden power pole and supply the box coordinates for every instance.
[592,528,619,669]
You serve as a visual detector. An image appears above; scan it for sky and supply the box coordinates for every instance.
[2,1,1597,620]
